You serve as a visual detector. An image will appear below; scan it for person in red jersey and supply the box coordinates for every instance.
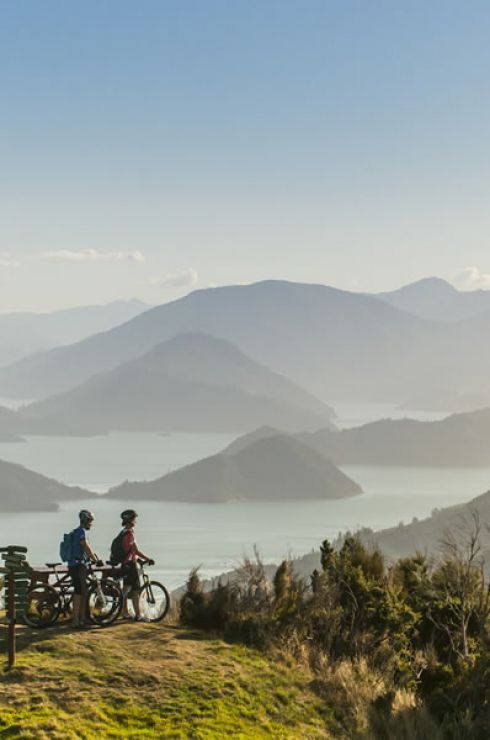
[119,509,154,621]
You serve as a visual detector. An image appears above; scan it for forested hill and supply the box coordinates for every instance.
[108,432,361,503]
[0,458,95,512]
[279,488,490,582]
[301,407,490,466]
[363,488,490,564]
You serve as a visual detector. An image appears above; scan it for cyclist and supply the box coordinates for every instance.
[118,509,154,621]
[68,509,100,628]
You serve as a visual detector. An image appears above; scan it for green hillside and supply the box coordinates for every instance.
[0,623,334,738]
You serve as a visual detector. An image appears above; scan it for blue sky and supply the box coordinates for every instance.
[1,1,490,310]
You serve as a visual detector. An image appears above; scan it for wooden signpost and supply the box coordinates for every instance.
[0,546,30,669]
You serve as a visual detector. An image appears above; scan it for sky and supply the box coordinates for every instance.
[1,0,490,311]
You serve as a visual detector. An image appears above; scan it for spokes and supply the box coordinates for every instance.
[139,581,170,622]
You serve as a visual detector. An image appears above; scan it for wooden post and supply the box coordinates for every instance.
[1,545,29,670]
[7,569,15,669]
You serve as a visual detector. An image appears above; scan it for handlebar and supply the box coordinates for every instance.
[103,559,155,567]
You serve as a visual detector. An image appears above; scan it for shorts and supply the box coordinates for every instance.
[68,563,87,595]
[122,561,140,593]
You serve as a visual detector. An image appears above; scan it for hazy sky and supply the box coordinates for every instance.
[1,1,490,311]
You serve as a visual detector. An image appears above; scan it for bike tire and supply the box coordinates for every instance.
[139,581,170,622]
[23,583,61,628]
[87,580,123,627]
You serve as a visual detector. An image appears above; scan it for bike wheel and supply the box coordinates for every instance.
[87,580,123,626]
[139,581,170,622]
[23,583,61,628]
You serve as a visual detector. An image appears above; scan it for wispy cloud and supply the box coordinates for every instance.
[0,252,20,268]
[454,266,490,290]
[150,269,198,289]
[37,248,145,263]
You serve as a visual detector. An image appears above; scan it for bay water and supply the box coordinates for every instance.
[0,412,489,589]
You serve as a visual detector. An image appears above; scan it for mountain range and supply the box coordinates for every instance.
[2,279,490,413]
[6,334,334,435]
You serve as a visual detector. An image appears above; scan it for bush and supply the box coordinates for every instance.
[179,527,490,735]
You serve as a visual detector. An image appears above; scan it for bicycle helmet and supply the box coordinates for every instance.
[121,509,138,524]
[79,509,94,526]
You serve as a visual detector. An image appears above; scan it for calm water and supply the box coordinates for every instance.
[0,435,490,587]
[0,432,235,492]
[0,428,489,589]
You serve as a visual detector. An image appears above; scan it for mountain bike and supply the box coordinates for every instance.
[24,561,123,628]
[119,560,170,622]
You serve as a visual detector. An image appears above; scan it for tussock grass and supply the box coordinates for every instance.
[310,657,441,740]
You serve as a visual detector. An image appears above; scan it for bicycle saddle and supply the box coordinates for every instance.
[45,562,62,568]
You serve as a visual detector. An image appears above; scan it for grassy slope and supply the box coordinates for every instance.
[0,623,336,738]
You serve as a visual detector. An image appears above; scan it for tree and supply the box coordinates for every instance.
[429,512,490,663]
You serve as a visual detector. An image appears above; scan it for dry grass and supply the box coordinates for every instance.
[309,656,442,740]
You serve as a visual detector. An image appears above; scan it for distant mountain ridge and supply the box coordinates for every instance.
[0,280,461,403]
[3,279,490,411]
[13,333,334,435]
[364,488,490,567]
[0,458,95,512]
[0,299,149,368]
[377,277,490,322]
[301,407,490,466]
[107,432,362,503]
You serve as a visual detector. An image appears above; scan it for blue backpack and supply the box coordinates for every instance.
[60,530,77,562]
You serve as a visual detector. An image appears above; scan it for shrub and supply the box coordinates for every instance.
[179,525,490,735]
